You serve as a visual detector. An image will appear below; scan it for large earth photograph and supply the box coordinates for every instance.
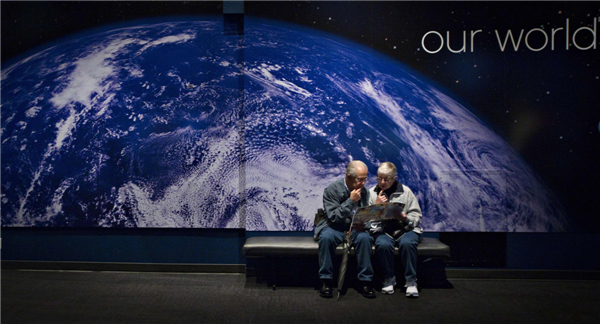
[1,15,572,231]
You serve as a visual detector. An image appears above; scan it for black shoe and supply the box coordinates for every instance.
[319,280,333,298]
[357,281,376,299]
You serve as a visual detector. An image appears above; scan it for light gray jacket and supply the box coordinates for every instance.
[368,182,423,234]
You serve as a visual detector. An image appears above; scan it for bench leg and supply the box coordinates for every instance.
[417,257,451,288]
[269,257,279,290]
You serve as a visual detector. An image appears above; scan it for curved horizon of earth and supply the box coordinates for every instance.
[0,17,570,231]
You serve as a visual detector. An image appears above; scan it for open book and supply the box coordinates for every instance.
[352,202,406,226]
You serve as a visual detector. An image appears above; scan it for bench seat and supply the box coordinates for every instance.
[243,236,451,258]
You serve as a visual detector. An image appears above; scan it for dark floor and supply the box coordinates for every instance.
[2,269,600,324]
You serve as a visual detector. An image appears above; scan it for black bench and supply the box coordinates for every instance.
[243,236,450,289]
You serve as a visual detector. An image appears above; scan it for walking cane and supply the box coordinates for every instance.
[336,211,358,301]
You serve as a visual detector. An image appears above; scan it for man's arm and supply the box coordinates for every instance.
[402,187,422,229]
[323,186,356,224]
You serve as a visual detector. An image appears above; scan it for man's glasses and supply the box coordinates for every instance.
[355,177,368,183]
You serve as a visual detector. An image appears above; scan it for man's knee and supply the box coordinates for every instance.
[318,235,334,246]
[318,229,339,247]
[398,237,418,251]
[375,235,394,249]
[353,231,373,245]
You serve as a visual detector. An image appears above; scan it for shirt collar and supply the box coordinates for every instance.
[343,178,350,192]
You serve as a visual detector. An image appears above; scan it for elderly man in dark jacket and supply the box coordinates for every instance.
[314,160,375,298]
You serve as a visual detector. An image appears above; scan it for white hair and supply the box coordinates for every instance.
[377,162,397,177]
[346,160,367,177]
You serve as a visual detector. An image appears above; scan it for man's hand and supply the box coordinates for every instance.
[376,190,388,204]
[350,188,362,202]
[398,212,408,222]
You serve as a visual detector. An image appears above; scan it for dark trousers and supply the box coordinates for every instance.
[318,226,374,282]
[374,231,420,283]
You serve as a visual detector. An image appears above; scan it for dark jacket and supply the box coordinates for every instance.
[314,177,370,239]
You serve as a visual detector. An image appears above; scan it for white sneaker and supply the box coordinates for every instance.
[381,277,396,295]
[405,280,419,298]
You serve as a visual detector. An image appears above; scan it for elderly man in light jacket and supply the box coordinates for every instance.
[368,162,423,297]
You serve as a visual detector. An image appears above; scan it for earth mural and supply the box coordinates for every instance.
[1,17,570,231]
